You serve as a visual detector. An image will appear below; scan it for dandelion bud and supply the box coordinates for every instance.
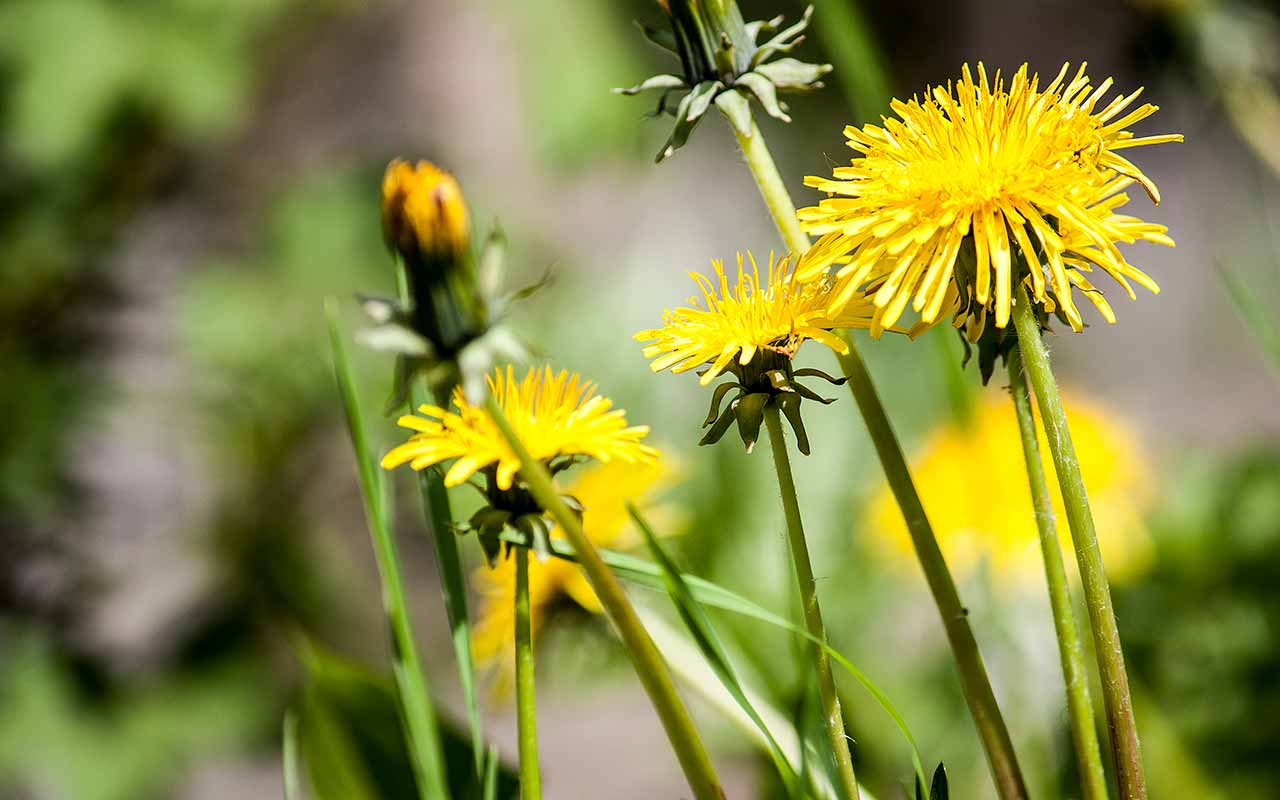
[379,158,487,359]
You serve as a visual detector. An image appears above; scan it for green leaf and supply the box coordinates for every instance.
[736,71,791,122]
[630,506,805,798]
[714,89,754,137]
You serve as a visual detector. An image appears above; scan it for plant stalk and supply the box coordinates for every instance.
[1006,348,1109,800]
[514,547,542,800]
[395,264,485,777]
[764,405,860,800]
[728,114,1028,800]
[484,397,724,800]
[1010,284,1146,799]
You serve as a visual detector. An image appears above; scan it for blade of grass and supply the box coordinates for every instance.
[326,300,450,800]
[1219,263,1280,375]
[396,259,486,777]
[496,527,930,791]
[483,745,501,800]
[283,709,302,800]
[630,505,805,799]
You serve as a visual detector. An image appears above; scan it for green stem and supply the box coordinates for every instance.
[1010,284,1146,800]
[730,116,1028,800]
[514,548,541,800]
[396,264,485,778]
[483,397,724,800]
[1006,349,1109,800]
[764,405,860,800]
[811,0,893,120]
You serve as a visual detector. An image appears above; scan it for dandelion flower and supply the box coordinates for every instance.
[634,252,882,452]
[471,458,677,691]
[381,365,657,490]
[867,392,1153,587]
[797,63,1182,335]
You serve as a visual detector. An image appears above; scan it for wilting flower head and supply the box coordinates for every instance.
[617,2,830,161]
[635,252,881,453]
[471,458,676,693]
[867,392,1153,588]
[798,63,1182,337]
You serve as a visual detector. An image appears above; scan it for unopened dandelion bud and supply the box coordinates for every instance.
[380,158,487,358]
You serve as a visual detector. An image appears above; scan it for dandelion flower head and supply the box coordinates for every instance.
[380,365,657,489]
[797,63,1182,336]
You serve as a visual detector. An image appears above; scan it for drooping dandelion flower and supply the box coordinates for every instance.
[797,63,1182,336]
[470,458,677,691]
[867,392,1153,587]
[635,252,882,453]
[382,365,657,490]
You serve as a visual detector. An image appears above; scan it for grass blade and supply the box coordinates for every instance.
[326,300,450,800]
[630,505,805,798]
[283,708,303,800]
[497,526,930,791]
[1220,262,1280,375]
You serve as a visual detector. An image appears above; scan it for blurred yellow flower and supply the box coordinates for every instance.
[634,252,881,385]
[867,392,1153,587]
[381,158,470,264]
[381,366,657,489]
[797,62,1181,336]
[470,457,677,692]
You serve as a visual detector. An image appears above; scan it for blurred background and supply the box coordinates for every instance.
[1,0,1278,797]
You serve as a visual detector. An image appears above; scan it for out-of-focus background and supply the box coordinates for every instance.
[2,0,1278,798]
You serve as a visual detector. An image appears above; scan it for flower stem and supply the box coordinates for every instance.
[1006,348,1109,800]
[514,547,542,800]
[483,396,724,800]
[1010,284,1146,800]
[764,405,860,800]
[730,116,1028,800]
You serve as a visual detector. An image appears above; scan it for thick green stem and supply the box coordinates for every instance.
[730,116,1028,800]
[1010,285,1146,799]
[1006,349,1109,800]
[764,405,860,800]
[514,548,541,800]
[483,397,724,800]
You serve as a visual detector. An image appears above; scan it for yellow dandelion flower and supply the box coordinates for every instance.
[867,392,1153,587]
[470,457,677,692]
[381,365,657,489]
[381,158,470,263]
[797,62,1182,335]
[634,251,879,386]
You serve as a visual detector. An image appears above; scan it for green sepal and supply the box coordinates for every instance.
[750,6,814,68]
[476,224,507,299]
[714,89,753,137]
[614,74,686,96]
[656,90,702,162]
[735,72,790,122]
[685,80,724,122]
[514,513,553,563]
[792,367,847,386]
[634,20,678,55]
[915,762,949,800]
[766,369,789,391]
[699,402,737,446]
[791,381,835,405]
[777,392,811,456]
[754,58,831,90]
[744,14,784,44]
[704,382,741,427]
[734,392,770,453]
